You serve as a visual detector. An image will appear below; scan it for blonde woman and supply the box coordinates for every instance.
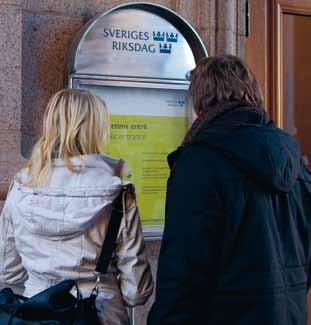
[0,89,153,324]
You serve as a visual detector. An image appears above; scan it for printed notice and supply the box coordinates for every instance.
[81,85,189,232]
[106,115,187,227]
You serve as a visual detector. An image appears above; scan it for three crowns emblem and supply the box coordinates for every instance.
[166,32,178,42]
[159,43,172,54]
[153,31,165,41]
[153,31,178,54]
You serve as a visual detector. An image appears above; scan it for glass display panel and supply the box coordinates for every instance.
[78,83,190,235]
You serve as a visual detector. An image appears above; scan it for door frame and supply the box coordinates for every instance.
[245,0,271,114]
[271,0,311,128]
[245,0,311,127]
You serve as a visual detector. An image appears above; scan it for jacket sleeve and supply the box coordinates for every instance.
[148,146,224,325]
[0,186,28,293]
[115,186,154,307]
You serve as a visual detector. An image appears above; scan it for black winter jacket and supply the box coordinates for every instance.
[148,107,311,325]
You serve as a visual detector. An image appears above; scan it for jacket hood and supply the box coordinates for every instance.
[11,155,124,239]
[178,107,301,193]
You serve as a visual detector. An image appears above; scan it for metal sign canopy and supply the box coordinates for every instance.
[67,2,208,240]
[68,2,208,85]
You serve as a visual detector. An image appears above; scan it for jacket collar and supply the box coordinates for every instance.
[167,106,268,171]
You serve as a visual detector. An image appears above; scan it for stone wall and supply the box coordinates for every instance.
[0,1,246,324]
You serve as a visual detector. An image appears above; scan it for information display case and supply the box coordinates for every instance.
[67,2,208,239]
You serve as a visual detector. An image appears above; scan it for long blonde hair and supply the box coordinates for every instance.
[26,89,109,187]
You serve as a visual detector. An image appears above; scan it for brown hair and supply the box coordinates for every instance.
[183,55,264,144]
[189,55,263,116]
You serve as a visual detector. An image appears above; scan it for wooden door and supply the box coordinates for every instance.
[271,1,311,166]
[247,0,311,163]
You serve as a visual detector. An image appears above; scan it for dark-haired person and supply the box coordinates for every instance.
[148,55,311,325]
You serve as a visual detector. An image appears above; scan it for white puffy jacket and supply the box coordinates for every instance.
[0,154,154,324]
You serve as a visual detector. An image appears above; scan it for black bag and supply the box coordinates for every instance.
[0,185,131,325]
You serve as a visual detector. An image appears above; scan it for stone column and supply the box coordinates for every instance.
[0,3,23,209]
[21,11,84,156]
[0,2,84,205]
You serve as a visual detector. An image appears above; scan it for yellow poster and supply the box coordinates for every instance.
[106,115,188,227]
[80,84,189,233]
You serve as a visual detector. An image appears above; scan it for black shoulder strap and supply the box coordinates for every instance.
[95,185,131,274]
